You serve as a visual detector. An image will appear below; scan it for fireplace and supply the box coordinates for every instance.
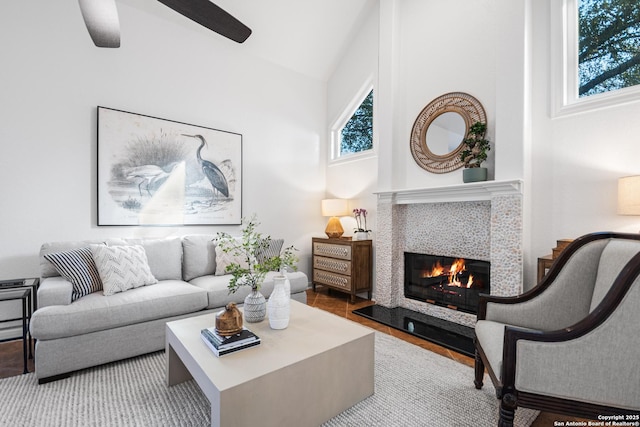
[352,181,522,355]
[404,253,490,315]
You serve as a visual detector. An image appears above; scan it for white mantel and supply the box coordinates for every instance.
[375,179,523,204]
[374,179,524,327]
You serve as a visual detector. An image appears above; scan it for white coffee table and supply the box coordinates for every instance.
[166,300,374,427]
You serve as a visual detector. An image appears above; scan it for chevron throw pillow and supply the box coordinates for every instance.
[214,244,251,276]
[90,244,157,296]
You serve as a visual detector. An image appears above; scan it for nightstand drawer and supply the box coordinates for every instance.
[313,256,351,275]
[313,242,352,260]
[313,269,352,291]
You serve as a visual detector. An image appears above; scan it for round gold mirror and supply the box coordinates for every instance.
[410,92,486,173]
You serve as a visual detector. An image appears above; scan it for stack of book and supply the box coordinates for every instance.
[200,326,261,357]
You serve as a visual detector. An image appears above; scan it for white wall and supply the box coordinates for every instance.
[528,0,640,284]
[0,2,326,283]
[391,0,499,189]
[326,3,380,235]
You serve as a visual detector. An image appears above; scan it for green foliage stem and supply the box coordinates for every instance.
[216,214,298,294]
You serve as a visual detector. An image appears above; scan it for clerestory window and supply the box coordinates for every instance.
[331,88,373,160]
[554,0,640,115]
[578,0,640,98]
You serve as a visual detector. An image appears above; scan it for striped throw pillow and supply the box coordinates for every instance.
[44,247,103,301]
[256,239,284,268]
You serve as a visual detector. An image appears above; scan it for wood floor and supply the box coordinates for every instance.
[0,287,584,426]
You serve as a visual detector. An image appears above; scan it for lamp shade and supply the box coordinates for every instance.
[321,199,349,217]
[618,176,640,215]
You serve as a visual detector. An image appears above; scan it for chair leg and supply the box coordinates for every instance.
[474,349,484,389]
[498,393,517,427]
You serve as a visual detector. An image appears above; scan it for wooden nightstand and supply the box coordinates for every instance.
[312,237,372,303]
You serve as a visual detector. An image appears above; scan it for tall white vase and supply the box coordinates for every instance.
[267,276,290,329]
[280,266,291,297]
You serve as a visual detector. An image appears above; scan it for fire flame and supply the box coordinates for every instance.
[422,258,474,288]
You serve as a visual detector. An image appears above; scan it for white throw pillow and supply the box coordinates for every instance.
[90,244,157,296]
[214,244,250,276]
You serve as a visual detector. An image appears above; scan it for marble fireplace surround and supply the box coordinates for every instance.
[375,179,524,327]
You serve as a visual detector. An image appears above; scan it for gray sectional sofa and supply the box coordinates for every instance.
[30,234,308,383]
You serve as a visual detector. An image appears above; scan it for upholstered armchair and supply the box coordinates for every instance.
[474,232,640,426]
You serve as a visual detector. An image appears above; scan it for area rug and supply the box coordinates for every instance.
[0,332,538,426]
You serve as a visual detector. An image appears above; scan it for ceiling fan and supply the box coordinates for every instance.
[78,0,252,48]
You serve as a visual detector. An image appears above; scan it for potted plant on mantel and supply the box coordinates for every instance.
[216,215,298,323]
[460,121,491,183]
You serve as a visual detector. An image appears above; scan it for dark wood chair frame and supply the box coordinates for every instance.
[474,232,640,427]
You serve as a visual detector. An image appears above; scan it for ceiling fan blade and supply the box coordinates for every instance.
[157,0,252,43]
[78,0,121,48]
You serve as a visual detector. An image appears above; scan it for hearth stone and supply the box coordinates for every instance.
[352,305,474,357]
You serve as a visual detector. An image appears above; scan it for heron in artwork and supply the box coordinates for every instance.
[182,134,229,205]
[125,163,177,196]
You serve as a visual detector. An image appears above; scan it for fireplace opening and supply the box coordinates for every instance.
[404,252,490,315]
[353,253,490,357]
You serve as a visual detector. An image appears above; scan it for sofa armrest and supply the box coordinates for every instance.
[38,276,73,308]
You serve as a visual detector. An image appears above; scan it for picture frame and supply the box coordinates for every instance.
[97,106,242,226]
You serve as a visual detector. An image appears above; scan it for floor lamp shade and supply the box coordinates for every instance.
[618,176,640,215]
[322,199,349,238]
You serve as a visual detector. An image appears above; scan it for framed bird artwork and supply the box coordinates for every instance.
[97,106,242,226]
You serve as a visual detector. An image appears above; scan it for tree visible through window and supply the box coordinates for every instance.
[339,90,373,156]
[579,0,640,97]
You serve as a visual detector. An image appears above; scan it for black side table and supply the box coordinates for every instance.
[0,278,39,374]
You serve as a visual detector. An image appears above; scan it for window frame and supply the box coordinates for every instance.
[329,82,375,163]
[552,0,640,117]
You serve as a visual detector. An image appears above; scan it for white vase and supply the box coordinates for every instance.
[354,231,370,240]
[267,276,290,329]
[279,266,291,297]
[244,289,266,323]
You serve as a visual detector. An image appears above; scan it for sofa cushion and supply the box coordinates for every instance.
[474,320,506,380]
[43,247,103,301]
[121,237,183,281]
[91,244,158,295]
[182,234,217,281]
[189,271,309,309]
[30,280,208,340]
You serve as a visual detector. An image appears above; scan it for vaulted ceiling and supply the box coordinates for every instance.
[117,0,376,81]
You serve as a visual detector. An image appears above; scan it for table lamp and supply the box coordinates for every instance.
[618,176,640,216]
[321,199,349,238]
